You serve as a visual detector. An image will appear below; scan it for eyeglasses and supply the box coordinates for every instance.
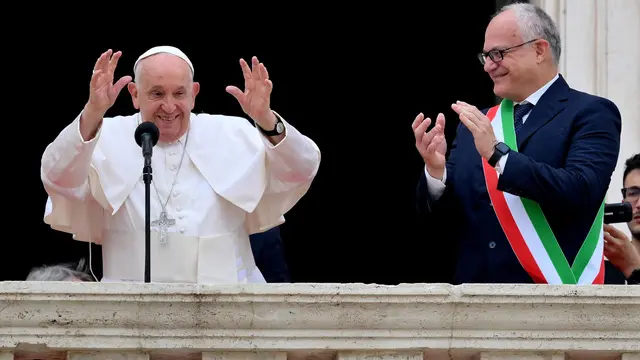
[622,186,640,203]
[478,39,539,65]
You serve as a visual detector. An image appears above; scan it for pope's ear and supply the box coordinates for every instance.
[192,82,200,97]
[128,82,140,109]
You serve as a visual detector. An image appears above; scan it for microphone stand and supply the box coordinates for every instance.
[134,121,159,284]
[143,154,152,283]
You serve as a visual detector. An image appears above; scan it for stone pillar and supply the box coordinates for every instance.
[67,352,149,360]
[534,0,640,236]
[336,351,423,360]
[479,352,565,360]
[203,352,288,360]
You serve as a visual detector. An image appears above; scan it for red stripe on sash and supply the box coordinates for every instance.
[594,255,605,284]
[482,105,547,284]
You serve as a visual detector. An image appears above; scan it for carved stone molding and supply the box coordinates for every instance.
[0,282,638,359]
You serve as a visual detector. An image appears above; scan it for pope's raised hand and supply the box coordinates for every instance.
[412,112,447,180]
[86,50,132,117]
[226,56,275,128]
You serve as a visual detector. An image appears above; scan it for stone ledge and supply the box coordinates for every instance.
[0,282,638,358]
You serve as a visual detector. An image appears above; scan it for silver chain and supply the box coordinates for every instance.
[153,129,189,215]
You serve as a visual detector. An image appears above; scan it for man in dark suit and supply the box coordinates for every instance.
[250,226,291,282]
[412,3,621,284]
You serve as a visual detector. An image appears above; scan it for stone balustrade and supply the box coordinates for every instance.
[0,282,638,360]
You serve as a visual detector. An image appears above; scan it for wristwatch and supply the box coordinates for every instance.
[488,142,511,167]
[257,114,285,137]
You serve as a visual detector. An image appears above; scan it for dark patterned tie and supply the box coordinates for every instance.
[513,102,534,134]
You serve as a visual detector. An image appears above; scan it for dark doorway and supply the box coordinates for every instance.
[4,3,498,284]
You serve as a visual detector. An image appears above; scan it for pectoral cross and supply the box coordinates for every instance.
[151,211,176,244]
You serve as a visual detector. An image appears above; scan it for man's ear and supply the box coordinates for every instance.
[192,81,200,97]
[535,40,550,64]
[128,82,139,109]
[190,82,200,109]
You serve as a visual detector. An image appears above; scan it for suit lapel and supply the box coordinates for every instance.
[517,75,570,149]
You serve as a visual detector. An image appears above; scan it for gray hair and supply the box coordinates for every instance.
[26,258,95,282]
[497,2,562,66]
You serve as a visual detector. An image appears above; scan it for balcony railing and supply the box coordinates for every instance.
[1,282,638,360]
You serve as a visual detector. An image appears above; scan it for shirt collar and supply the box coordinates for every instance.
[517,73,560,105]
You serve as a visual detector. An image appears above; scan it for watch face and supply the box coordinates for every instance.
[496,142,510,153]
[276,122,285,133]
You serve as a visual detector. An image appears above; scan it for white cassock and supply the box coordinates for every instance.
[41,110,321,284]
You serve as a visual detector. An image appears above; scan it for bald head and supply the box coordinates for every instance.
[494,3,561,65]
[486,9,523,47]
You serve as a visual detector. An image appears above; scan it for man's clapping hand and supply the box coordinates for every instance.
[412,112,447,180]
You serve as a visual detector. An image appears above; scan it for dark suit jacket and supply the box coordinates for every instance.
[249,226,291,283]
[417,75,621,284]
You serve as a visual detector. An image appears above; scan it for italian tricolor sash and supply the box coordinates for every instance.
[482,99,605,284]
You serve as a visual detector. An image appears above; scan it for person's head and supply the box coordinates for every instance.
[127,46,200,143]
[480,3,561,102]
[622,154,640,239]
[26,258,94,282]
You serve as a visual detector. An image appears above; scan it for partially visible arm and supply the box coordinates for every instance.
[41,109,107,244]
[242,112,320,234]
[603,224,640,280]
[497,97,622,210]
[628,269,640,285]
[250,227,291,283]
[257,111,321,194]
[41,110,103,201]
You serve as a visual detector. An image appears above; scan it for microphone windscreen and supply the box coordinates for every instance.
[134,121,160,147]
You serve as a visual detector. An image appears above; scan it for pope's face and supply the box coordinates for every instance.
[128,53,200,143]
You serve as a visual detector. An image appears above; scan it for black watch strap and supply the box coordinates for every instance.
[257,113,285,136]
[488,142,510,167]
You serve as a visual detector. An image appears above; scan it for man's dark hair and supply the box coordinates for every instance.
[623,154,640,184]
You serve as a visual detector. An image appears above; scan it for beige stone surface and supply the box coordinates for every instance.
[0,282,638,359]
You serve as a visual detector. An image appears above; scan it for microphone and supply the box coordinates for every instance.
[135,121,160,158]
[134,121,159,284]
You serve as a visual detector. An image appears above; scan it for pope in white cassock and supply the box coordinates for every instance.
[40,46,321,284]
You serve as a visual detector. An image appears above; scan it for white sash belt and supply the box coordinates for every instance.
[100,229,260,284]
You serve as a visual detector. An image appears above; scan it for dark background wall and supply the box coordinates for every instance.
[2,2,511,284]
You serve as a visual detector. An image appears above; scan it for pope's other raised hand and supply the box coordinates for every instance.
[85,50,132,117]
[226,56,277,129]
[80,50,131,141]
